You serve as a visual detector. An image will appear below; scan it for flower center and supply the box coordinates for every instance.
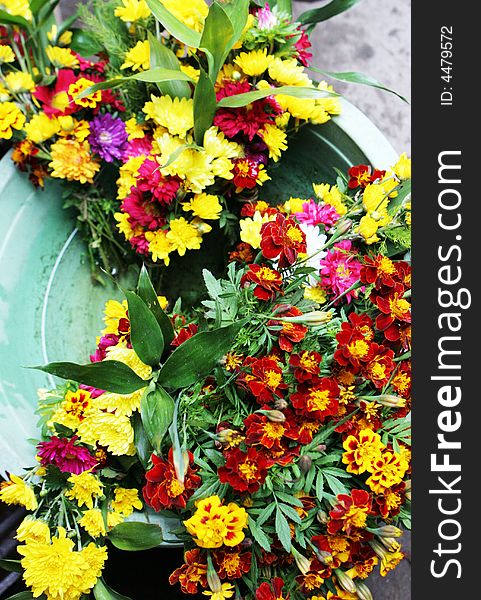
[264,369,282,389]
[98,131,112,144]
[263,422,285,441]
[389,296,410,319]
[307,389,331,412]
[257,266,277,281]
[167,477,185,498]
[285,225,303,244]
[239,460,258,481]
[378,256,395,275]
[348,339,370,358]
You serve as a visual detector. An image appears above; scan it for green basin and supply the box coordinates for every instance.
[0,99,396,477]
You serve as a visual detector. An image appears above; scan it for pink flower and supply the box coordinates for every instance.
[121,188,166,230]
[257,3,277,30]
[90,334,119,362]
[123,137,152,160]
[319,240,363,303]
[37,436,98,474]
[136,159,180,204]
[294,29,313,67]
[129,234,150,256]
[295,200,340,228]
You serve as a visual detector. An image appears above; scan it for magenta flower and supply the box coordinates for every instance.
[37,436,98,474]
[294,29,313,67]
[90,333,119,363]
[257,3,277,30]
[123,137,152,160]
[319,240,363,303]
[122,188,166,230]
[89,113,128,162]
[136,158,180,204]
[295,200,340,228]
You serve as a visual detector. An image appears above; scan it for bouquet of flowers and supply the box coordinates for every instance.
[0,157,411,600]
[0,0,348,272]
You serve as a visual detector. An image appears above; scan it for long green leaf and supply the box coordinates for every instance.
[140,385,175,452]
[157,320,246,389]
[0,9,30,28]
[387,180,412,216]
[3,593,36,600]
[93,578,133,600]
[108,522,163,551]
[147,32,192,99]
[193,67,217,145]
[146,0,201,47]
[200,1,234,82]
[216,85,336,108]
[0,558,22,573]
[70,28,106,56]
[310,67,409,103]
[220,0,250,43]
[33,361,148,394]
[137,265,175,347]
[248,518,271,552]
[124,290,164,366]
[275,507,292,552]
[132,412,153,469]
[298,0,363,25]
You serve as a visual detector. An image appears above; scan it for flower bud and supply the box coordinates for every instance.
[298,455,312,474]
[315,550,333,565]
[206,556,221,593]
[316,510,329,525]
[404,479,411,501]
[314,444,327,452]
[334,569,357,594]
[379,537,401,553]
[374,525,403,538]
[274,398,288,411]
[334,219,353,236]
[369,539,387,560]
[258,409,286,423]
[355,581,374,600]
[232,70,242,81]
[292,548,311,575]
[376,394,406,408]
[279,311,332,326]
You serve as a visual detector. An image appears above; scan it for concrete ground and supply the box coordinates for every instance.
[55,2,412,599]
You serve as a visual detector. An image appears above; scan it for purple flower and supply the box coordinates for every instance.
[89,113,128,162]
[37,436,98,474]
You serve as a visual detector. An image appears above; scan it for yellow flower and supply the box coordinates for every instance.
[79,509,106,538]
[47,25,72,46]
[18,528,108,600]
[239,210,270,249]
[313,182,347,216]
[362,182,389,215]
[167,217,203,256]
[24,113,60,144]
[69,77,101,108]
[5,71,35,92]
[183,495,248,549]
[180,64,200,82]
[105,345,153,380]
[0,0,32,20]
[276,95,316,121]
[304,285,327,304]
[0,101,25,139]
[121,40,151,71]
[342,429,385,475]
[203,126,242,178]
[46,45,79,68]
[114,0,151,22]
[0,83,10,101]
[183,193,222,220]
[77,409,136,456]
[366,451,408,494]
[111,487,142,516]
[0,474,37,510]
[234,49,272,76]
[393,152,411,180]
[379,550,404,576]
[50,388,93,431]
[49,139,100,184]
[95,388,145,417]
[259,124,287,162]
[125,117,146,140]
[143,95,194,138]
[107,511,125,529]
[66,472,104,509]
[145,229,173,265]
[357,215,380,244]
[0,45,15,63]
[159,0,208,32]
[16,518,50,545]
[203,582,235,600]
[115,212,139,240]
[116,155,146,199]
[268,57,312,86]
[57,116,90,141]
[283,197,305,214]
[102,299,128,335]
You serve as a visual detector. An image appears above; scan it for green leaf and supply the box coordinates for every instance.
[157,320,246,389]
[0,558,22,573]
[146,0,201,47]
[279,503,302,524]
[324,473,347,497]
[217,85,336,108]
[108,522,163,551]
[147,32,192,99]
[160,143,204,168]
[310,67,409,103]
[257,502,276,526]
[3,593,36,600]
[274,491,304,508]
[140,385,175,453]
[137,265,174,347]
[193,66,217,145]
[124,290,164,366]
[30,0,51,14]
[220,0,250,43]
[32,361,148,394]
[93,578,133,600]
[69,28,103,56]
[75,78,126,99]
[275,507,292,552]
[132,412,153,469]
[130,67,194,84]
[387,179,412,216]
[0,9,29,28]
[315,471,324,500]
[200,1,234,82]
[298,0,364,25]
[249,518,271,552]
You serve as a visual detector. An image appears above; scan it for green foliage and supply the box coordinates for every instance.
[108,522,163,550]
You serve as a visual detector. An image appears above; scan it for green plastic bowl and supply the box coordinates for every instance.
[0,99,396,478]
